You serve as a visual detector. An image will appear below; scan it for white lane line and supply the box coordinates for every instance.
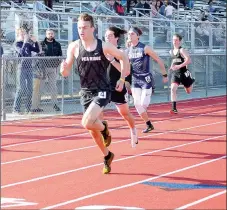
[2,96,225,135]
[1,115,226,165]
[175,190,227,209]
[41,155,227,209]
[1,123,80,136]
[1,103,225,148]
[2,95,225,126]
[1,130,225,189]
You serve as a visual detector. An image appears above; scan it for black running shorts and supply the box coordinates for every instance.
[80,89,111,112]
[171,69,194,88]
[111,89,127,105]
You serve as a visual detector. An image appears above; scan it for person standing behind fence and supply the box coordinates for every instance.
[30,38,45,113]
[164,2,175,19]
[40,29,62,112]
[13,28,40,114]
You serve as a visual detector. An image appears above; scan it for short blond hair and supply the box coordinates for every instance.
[78,13,94,27]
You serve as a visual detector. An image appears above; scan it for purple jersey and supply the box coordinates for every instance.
[127,42,154,89]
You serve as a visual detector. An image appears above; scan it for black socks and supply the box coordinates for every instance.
[146,121,152,127]
[172,101,177,110]
[104,151,111,160]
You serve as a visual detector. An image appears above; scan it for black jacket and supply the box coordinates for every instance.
[40,38,62,68]
[40,38,62,57]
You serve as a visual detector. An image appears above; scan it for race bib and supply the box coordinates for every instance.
[98,91,106,99]
[145,75,151,83]
[184,70,192,78]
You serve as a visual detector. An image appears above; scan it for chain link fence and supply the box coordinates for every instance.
[1,53,226,121]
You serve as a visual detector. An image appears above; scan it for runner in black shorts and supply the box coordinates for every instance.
[103,26,138,148]
[169,34,195,114]
[60,14,129,174]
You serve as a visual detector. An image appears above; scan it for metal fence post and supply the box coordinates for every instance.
[167,75,170,102]
[97,18,103,40]
[205,55,209,97]
[149,17,153,49]
[1,56,6,121]
[191,22,195,52]
[61,76,65,115]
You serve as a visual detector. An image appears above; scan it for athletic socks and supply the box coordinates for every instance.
[146,120,152,127]
[172,101,177,110]
[130,127,137,135]
[104,151,111,160]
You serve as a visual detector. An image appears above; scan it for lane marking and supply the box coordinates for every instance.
[41,156,226,209]
[2,98,226,135]
[1,197,37,208]
[2,95,225,126]
[1,131,225,189]
[1,123,80,136]
[175,190,227,209]
[1,111,225,164]
[1,106,225,148]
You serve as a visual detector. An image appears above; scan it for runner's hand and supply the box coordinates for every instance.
[115,79,124,92]
[60,60,69,77]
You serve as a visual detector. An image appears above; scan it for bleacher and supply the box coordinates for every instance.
[1,0,226,55]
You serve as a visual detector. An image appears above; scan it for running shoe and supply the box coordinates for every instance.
[103,151,114,174]
[170,109,178,114]
[142,124,154,133]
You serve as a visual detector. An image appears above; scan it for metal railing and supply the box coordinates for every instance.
[1,9,225,54]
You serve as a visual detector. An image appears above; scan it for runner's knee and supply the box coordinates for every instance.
[134,103,146,115]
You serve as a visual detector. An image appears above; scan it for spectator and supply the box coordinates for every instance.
[196,18,210,37]
[126,0,137,14]
[134,0,151,16]
[13,28,39,114]
[158,1,166,16]
[208,1,215,13]
[95,0,116,15]
[39,29,62,112]
[164,2,175,19]
[30,38,45,113]
[114,0,125,16]
[154,1,164,14]
[149,0,158,17]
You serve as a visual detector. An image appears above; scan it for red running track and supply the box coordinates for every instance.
[1,96,226,209]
